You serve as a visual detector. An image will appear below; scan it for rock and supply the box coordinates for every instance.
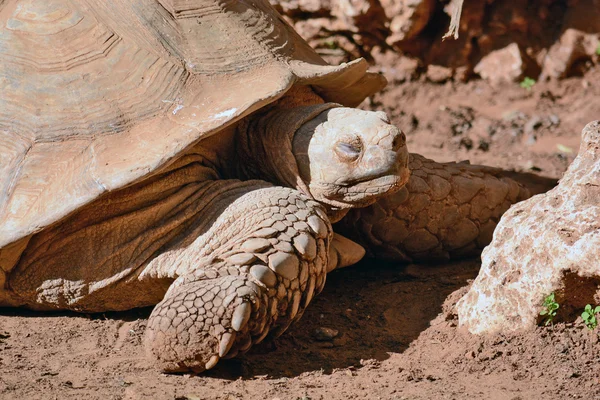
[458,136,473,150]
[383,0,436,44]
[331,0,388,40]
[269,0,331,16]
[477,138,490,151]
[426,64,453,83]
[293,18,334,42]
[474,43,526,85]
[313,327,340,341]
[372,50,420,83]
[275,0,600,77]
[457,121,600,334]
[277,0,389,63]
[540,28,600,79]
[524,116,542,134]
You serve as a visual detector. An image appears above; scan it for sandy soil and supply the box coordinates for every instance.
[2,65,600,400]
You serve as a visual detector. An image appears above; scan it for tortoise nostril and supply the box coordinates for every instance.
[392,132,406,152]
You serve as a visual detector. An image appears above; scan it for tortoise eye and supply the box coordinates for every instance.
[334,139,362,161]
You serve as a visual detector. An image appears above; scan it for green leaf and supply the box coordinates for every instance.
[520,77,536,90]
[594,306,600,313]
[582,311,590,320]
[540,309,548,315]
[585,304,592,312]
[556,144,574,154]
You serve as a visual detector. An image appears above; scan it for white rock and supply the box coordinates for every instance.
[457,121,600,334]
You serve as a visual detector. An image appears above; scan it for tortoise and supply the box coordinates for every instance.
[0,0,544,373]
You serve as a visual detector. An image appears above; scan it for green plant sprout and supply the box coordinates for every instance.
[596,42,600,56]
[581,304,600,330]
[520,77,536,91]
[539,293,559,326]
[323,40,338,50]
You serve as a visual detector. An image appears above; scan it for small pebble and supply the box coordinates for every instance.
[313,327,339,341]
[524,116,542,134]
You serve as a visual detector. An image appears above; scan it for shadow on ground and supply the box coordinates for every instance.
[0,258,481,382]
[206,258,481,380]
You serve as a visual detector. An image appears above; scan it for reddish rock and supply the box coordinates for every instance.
[474,43,526,85]
[383,0,436,44]
[426,64,453,83]
[540,28,599,79]
[372,49,421,82]
[269,0,331,16]
[331,0,388,40]
[274,0,600,78]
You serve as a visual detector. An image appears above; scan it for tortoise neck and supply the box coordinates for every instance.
[235,102,339,195]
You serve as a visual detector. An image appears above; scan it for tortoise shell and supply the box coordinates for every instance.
[0,0,385,255]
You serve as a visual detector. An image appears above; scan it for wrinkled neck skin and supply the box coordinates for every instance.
[236,88,409,222]
[236,101,344,216]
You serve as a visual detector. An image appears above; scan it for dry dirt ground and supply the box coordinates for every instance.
[2,66,600,400]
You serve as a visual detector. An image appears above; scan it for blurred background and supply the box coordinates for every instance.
[275,0,600,179]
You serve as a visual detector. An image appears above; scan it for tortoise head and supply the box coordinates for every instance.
[237,104,409,213]
[292,107,409,210]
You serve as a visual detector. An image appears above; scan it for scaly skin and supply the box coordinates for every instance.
[145,185,332,373]
[9,153,334,373]
[7,97,408,374]
[337,153,555,262]
[143,102,408,372]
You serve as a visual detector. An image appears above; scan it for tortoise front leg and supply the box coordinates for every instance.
[144,185,334,373]
[337,154,556,262]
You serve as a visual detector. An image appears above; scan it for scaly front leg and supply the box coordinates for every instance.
[144,185,335,373]
[337,154,556,262]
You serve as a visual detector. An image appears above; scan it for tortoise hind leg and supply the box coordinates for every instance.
[336,153,557,262]
[144,185,331,373]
